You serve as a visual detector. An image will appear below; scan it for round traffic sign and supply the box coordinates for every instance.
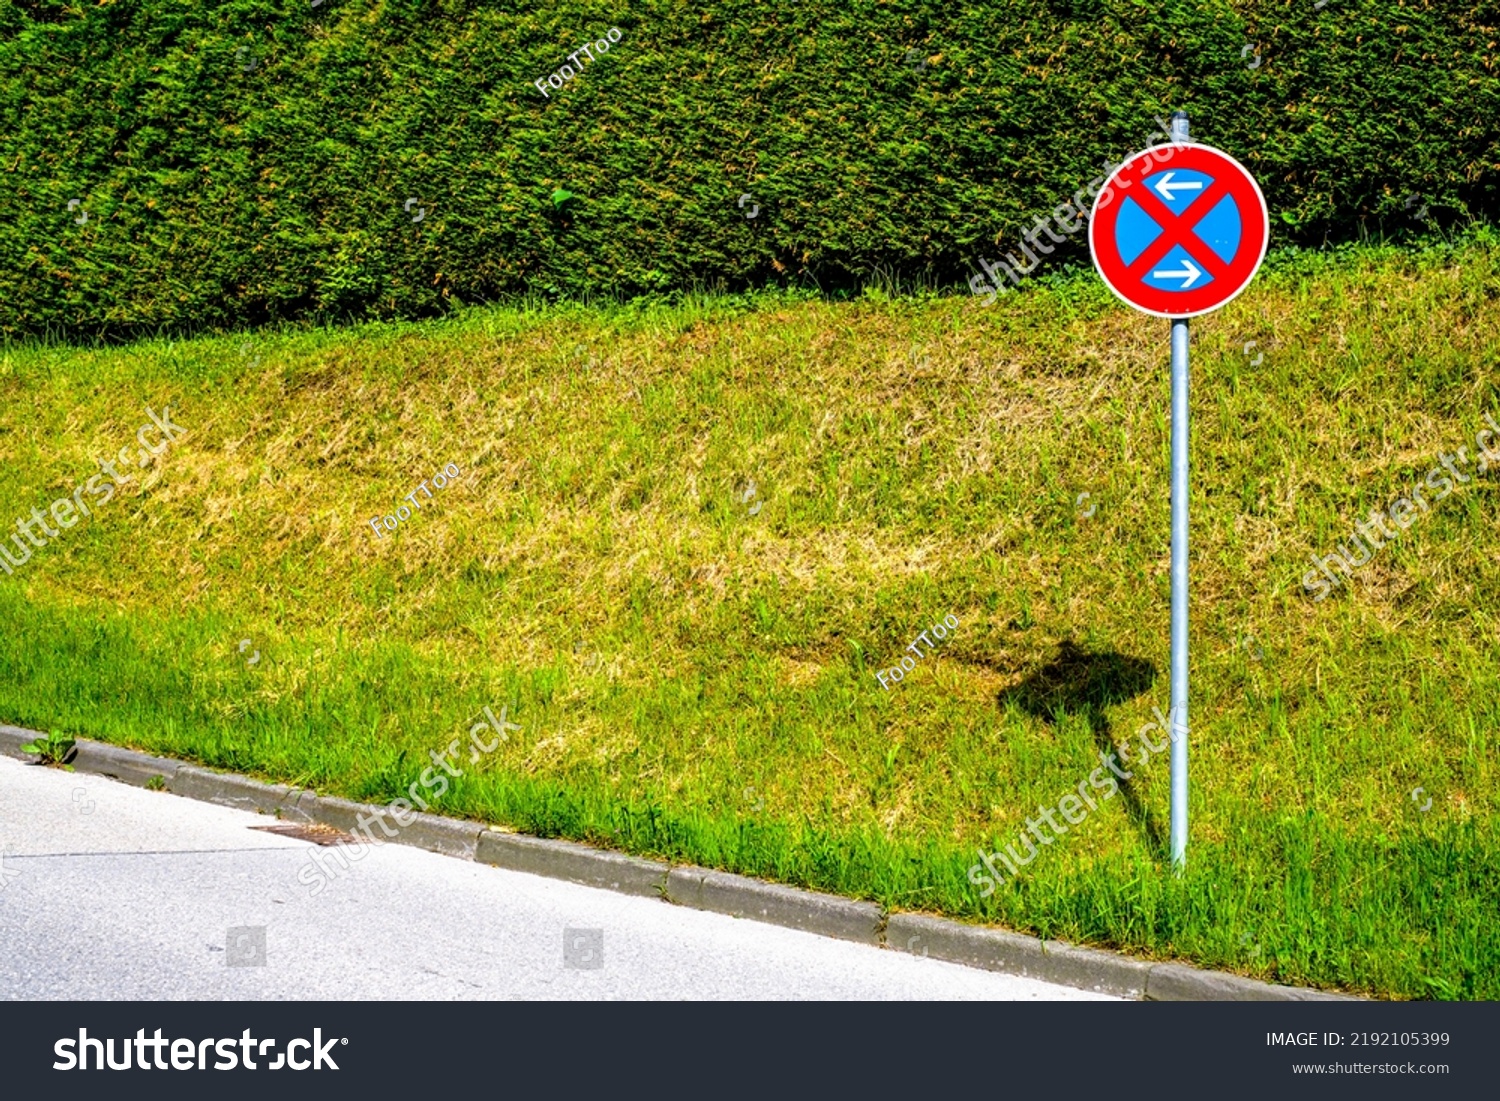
[1088,142,1268,319]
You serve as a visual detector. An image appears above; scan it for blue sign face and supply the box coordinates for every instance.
[1113,169,1244,293]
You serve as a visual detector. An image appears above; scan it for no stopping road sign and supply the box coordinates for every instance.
[1088,142,1269,319]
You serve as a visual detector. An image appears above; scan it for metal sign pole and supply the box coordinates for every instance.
[1092,112,1267,869]
[1168,110,1190,870]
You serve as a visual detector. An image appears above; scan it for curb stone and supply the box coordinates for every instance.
[886,912,1151,998]
[476,830,669,898]
[0,726,26,755]
[302,794,375,835]
[1,725,184,787]
[398,812,486,861]
[666,866,883,945]
[65,740,184,788]
[1144,962,1359,1002]
[885,915,1358,1001]
[0,729,1358,1000]
[310,795,486,861]
[169,764,315,818]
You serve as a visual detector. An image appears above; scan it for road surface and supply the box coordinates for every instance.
[0,754,1113,1001]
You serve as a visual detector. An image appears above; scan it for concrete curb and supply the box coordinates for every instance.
[1143,962,1358,1002]
[477,830,669,898]
[0,726,184,788]
[0,729,1358,1001]
[666,866,883,945]
[886,912,1152,998]
[170,764,312,818]
[0,726,25,755]
[318,796,486,862]
[883,913,1357,1001]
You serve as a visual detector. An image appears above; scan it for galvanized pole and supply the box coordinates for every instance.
[1168,110,1190,870]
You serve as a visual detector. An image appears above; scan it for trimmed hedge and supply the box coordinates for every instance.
[0,0,1496,337]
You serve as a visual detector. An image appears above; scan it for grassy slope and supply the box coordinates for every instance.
[1,237,1497,999]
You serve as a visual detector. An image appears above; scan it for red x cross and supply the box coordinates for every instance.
[1121,172,1232,286]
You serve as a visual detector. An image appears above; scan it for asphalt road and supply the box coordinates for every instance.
[0,754,1112,1001]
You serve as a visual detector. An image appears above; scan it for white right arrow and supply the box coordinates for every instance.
[1153,172,1203,202]
[1150,259,1203,288]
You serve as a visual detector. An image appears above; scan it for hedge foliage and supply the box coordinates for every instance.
[1,0,1496,337]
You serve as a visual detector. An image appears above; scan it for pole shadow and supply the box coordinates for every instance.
[996,639,1166,853]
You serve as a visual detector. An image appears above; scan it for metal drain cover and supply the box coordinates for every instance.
[249,821,352,847]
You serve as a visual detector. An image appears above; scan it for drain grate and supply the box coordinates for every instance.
[249,821,353,847]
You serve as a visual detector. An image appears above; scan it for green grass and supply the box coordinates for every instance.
[2,232,1498,999]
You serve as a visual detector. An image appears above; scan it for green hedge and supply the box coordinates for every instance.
[1,0,1495,337]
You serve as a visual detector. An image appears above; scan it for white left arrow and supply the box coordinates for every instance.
[1150,259,1202,288]
[1153,171,1203,202]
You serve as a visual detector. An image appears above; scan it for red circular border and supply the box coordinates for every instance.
[1088,143,1269,319]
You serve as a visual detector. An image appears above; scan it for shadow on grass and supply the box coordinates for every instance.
[997,639,1165,853]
